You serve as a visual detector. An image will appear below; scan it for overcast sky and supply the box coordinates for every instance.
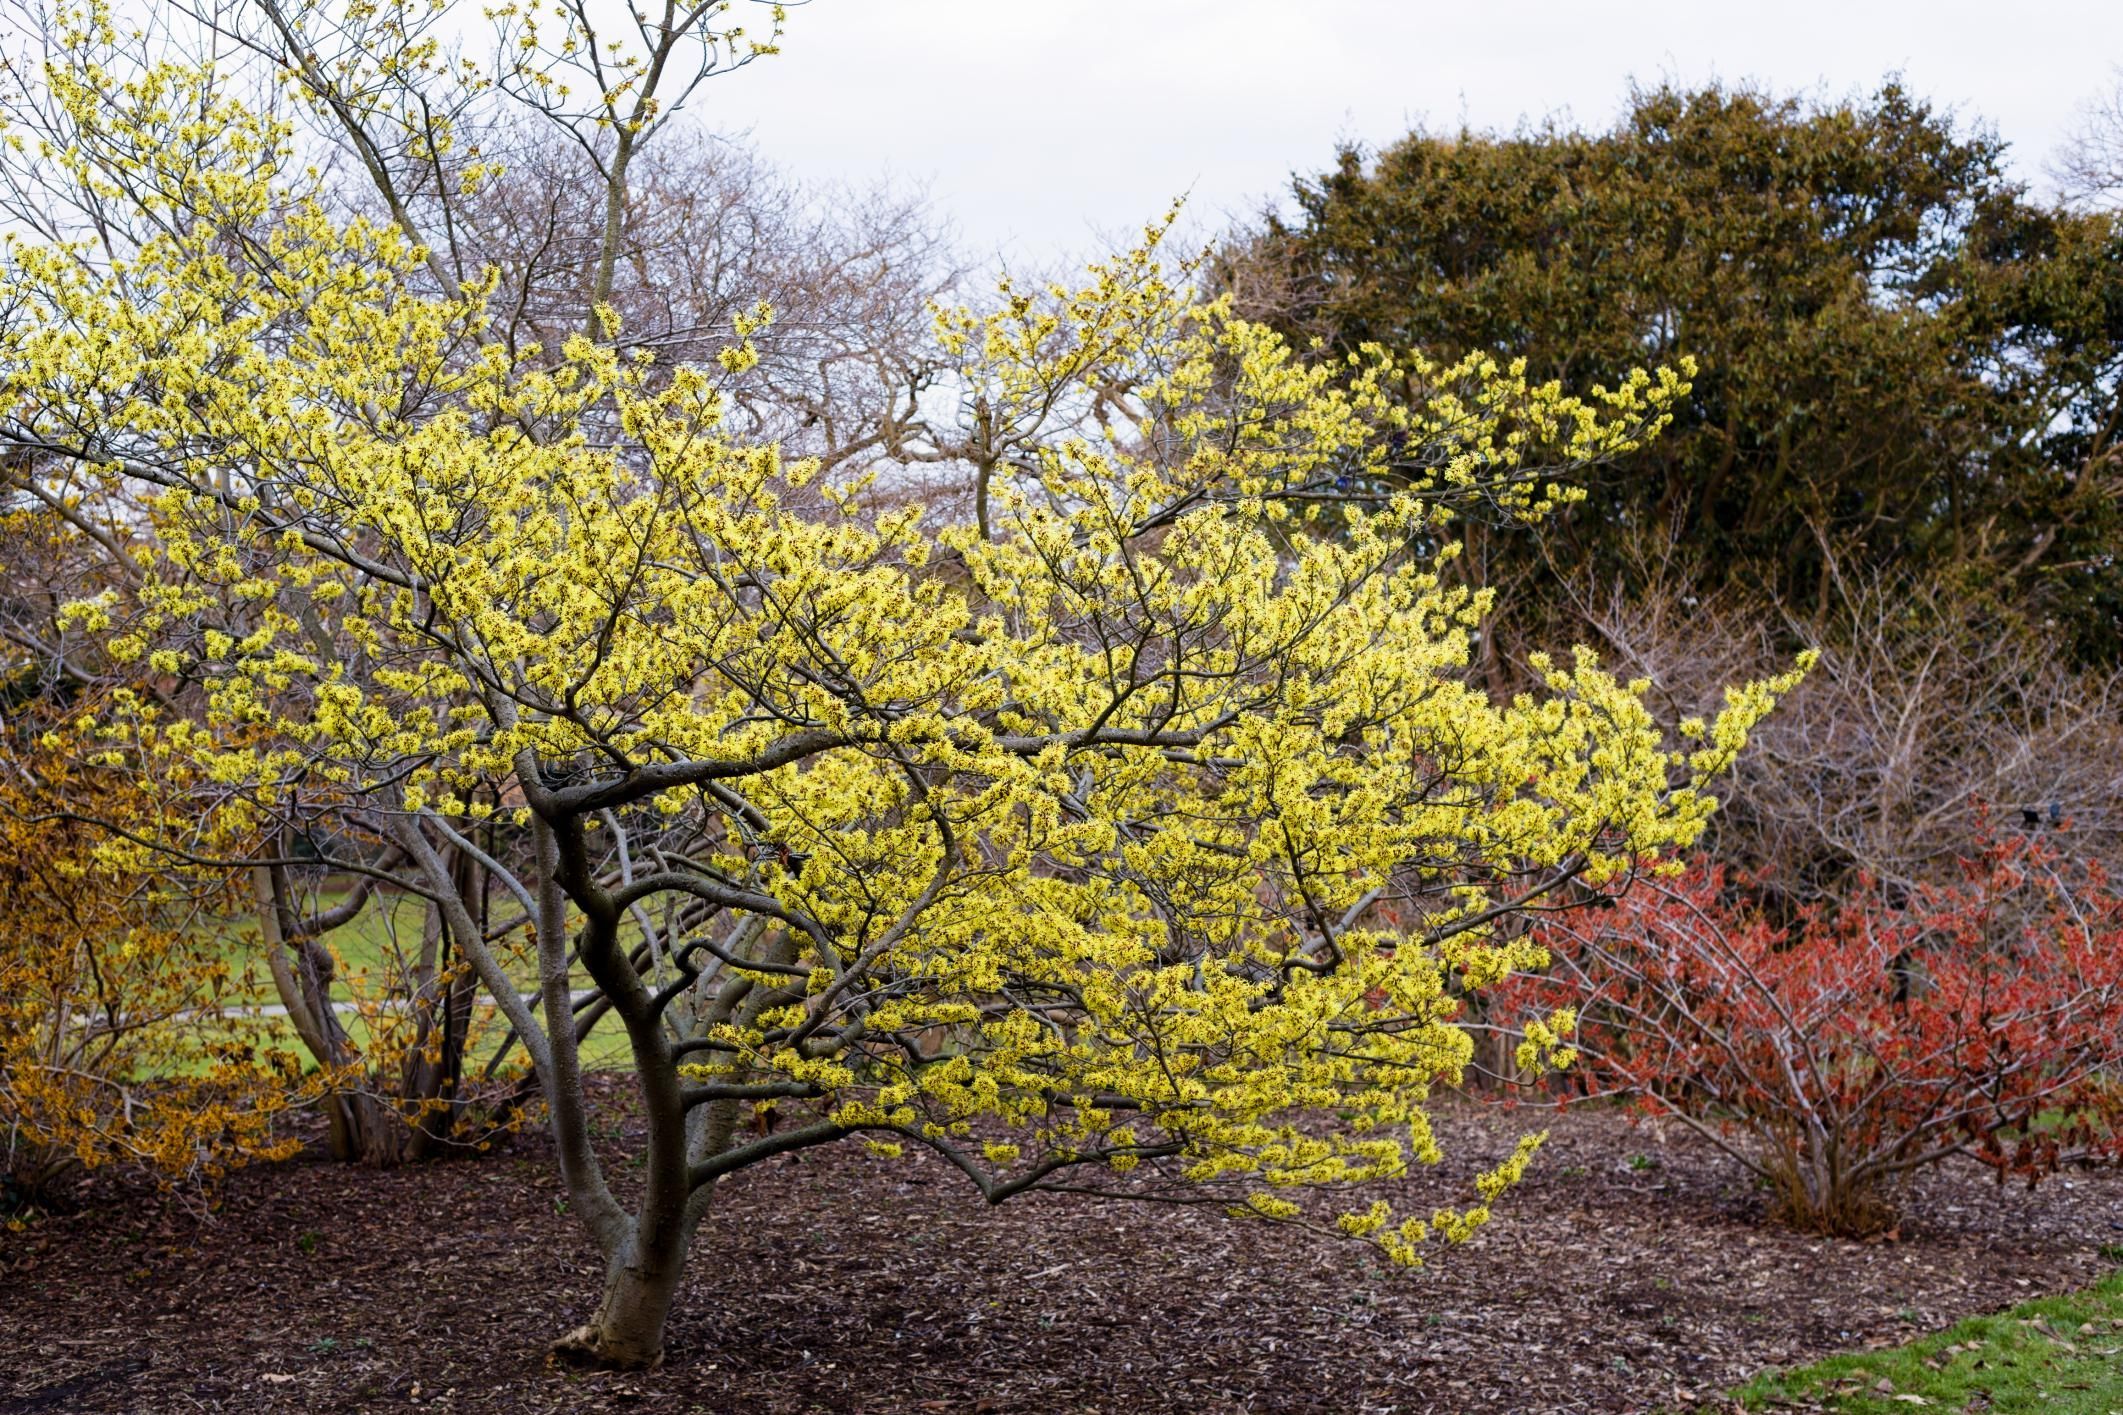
[699,0,2123,268]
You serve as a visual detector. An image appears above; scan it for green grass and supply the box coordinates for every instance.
[145,996,635,1080]
[1734,1270,2123,1413]
[227,884,674,1004]
[216,888,546,1006]
[129,885,649,1079]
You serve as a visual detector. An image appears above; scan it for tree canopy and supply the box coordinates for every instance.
[1240,82,2123,661]
[0,1,1802,1369]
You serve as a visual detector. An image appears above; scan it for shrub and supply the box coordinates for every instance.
[1503,831,2123,1235]
[1,4,1801,1368]
[0,744,309,1209]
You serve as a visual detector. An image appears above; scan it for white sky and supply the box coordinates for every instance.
[698,0,2123,268]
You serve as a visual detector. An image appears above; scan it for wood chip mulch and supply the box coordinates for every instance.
[5,1084,2120,1414]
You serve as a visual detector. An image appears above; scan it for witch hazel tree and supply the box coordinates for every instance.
[4,0,1805,1368]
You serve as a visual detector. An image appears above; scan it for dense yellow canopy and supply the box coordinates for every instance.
[2,29,1807,1263]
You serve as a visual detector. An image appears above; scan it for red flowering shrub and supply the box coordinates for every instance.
[1503,834,2123,1235]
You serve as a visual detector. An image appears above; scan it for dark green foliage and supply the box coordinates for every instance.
[1239,81,2123,661]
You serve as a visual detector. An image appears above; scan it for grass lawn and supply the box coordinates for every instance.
[1735,1266,2123,1413]
[150,883,644,1076]
[219,878,688,1005]
[150,996,635,1078]
[216,886,544,1005]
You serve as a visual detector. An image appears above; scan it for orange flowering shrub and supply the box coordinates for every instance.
[0,740,309,1209]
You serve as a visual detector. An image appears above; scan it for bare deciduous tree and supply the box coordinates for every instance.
[1572,558,2123,909]
[2054,66,2123,211]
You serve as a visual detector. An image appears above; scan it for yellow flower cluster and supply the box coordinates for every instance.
[1,42,1806,1264]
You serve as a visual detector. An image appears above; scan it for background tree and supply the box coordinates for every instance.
[2054,65,2123,211]
[1232,81,2123,666]
[1556,565,2123,908]
[448,130,957,485]
[0,2,1805,1369]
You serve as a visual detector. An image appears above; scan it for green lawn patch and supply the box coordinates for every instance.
[1735,1269,2123,1413]
[186,882,642,1073]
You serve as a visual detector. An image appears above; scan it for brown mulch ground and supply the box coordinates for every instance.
[5,1085,2121,1414]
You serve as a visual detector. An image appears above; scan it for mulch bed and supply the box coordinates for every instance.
[5,1083,2120,1414]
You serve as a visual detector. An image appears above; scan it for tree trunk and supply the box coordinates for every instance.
[356,1094,434,1166]
[552,1244,687,1370]
[257,843,494,1166]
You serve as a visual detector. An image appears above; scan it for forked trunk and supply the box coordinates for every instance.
[551,1248,686,1370]
[547,1093,714,1371]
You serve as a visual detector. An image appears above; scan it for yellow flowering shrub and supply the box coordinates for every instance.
[0,3,1805,1364]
